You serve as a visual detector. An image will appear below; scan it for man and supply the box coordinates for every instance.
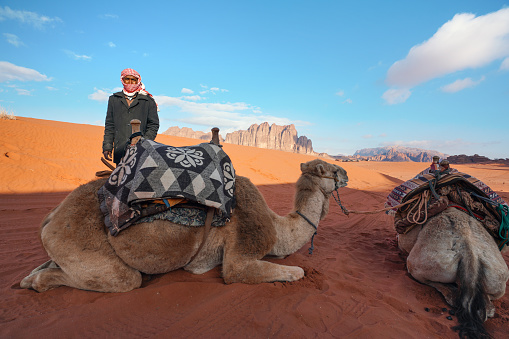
[102,68,159,164]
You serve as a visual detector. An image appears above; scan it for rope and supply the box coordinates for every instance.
[337,195,420,215]
[404,190,430,225]
[296,210,317,255]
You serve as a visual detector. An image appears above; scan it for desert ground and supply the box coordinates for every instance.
[1,117,508,338]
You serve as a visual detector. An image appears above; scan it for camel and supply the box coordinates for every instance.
[398,207,509,338]
[20,159,348,292]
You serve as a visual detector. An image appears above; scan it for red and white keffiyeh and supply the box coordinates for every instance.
[120,68,154,99]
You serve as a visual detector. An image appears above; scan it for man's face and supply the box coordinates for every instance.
[123,75,139,84]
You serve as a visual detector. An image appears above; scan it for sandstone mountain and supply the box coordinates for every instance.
[162,122,314,155]
[162,126,225,142]
[353,146,447,162]
[224,122,313,154]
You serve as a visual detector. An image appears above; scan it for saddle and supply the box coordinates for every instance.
[390,171,508,248]
[97,130,236,236]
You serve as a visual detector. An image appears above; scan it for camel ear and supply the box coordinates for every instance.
[316,163,326,176]
[300,163,306,173]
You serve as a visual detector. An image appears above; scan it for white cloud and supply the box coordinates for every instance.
[441,76,485,93]
[46,86,58,91]
[386,8,509,89]
[382,88,411,105]
[154,95,306,132]
[181,95,203,101]
[108,42,116,48]
[362,134,373,139]
[342,98,352,104]
[64,50,92,61]
[88,87,122,102]
[501,57,509,71]
[15,88,32,96]
[335,90,344,97]
[0,6,62,29]
[379,133,387,137]
[0,61,50,82]
[3,33,25,47]
[181,88,194,94]
[200,86,229,95]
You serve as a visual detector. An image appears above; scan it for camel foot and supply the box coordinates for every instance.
[20,263,142,293]
[426,281,457,307]
[20,267,67,292]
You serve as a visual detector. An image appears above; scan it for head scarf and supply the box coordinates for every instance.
[121,68,154,99]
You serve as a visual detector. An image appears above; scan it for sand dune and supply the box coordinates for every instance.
[1,117,508,338]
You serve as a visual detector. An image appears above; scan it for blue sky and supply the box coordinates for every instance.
[1,1,508,158]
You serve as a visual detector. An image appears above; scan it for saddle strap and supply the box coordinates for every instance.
[186,207,214,266]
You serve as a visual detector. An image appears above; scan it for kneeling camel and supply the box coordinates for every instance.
[399,208,509,338]
[21,159,347,292]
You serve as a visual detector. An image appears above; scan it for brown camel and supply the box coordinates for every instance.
[398,207,509,338]
[21,159,347,292]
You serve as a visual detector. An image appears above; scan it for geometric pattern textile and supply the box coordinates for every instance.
[98,138,236,236]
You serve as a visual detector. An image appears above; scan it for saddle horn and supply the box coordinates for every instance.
[211,127,221,146]
[130,119,142,146]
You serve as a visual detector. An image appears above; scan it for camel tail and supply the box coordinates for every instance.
[452,250,491,339]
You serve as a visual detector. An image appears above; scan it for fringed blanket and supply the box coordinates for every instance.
[98,139,236,236]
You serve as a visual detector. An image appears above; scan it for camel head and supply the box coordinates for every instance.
[300,159,348,193]
[297,159,348,219]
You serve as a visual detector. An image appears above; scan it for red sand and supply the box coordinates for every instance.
[1,117,508,338]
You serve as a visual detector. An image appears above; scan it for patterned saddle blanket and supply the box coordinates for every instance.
[386,168,508,247]
[98,138,236,236]
[385,169,507,214]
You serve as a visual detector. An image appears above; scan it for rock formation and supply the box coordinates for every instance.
[162,126,224,142]
[354,146,447,162]
[447,154,509,165]
[224,122,314,154]
[162,123,315,155]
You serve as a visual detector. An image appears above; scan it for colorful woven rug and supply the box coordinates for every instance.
[98,138,236,236]
[385,169,507,215]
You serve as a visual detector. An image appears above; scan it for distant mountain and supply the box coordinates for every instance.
[162,126,224,142]
[353,146,448,162]
[447,154,509,165]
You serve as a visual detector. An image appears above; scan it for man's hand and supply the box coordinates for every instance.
[103,151,112,161]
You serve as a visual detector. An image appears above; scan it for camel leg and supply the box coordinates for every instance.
[406,232,459,305]
[29,259,59,274]
[222,246,304,284]
[21,258,142,293]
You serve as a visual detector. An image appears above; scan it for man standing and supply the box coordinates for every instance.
[102,68,159,164]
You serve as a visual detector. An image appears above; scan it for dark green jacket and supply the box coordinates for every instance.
[102,92,159,163]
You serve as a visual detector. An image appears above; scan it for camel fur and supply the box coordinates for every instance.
[21,159,347,292]
[398,207,509,338]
